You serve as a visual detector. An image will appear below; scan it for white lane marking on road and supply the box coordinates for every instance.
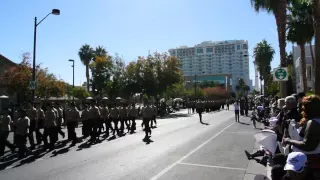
[149,122,235,180]
[178,162,246,171]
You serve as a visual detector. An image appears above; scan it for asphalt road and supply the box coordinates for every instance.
[0,109,261,180]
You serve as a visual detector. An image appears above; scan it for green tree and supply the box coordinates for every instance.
[72,86,90,99]
[89,55,112,96]
[287,0,314,93]
[250,0,290,97]
[78,44,94,91]
[123,62,142,97]
[311,0,320,95]
[105,54,126,99]
[253,40,275,95]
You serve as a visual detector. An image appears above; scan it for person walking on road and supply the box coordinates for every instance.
[65,102,80,145]
[110,103,120,136]
[26,102,38,149]
[129,104,138,134]
[43,103,57,150]
[226,99,230,110]
[0,108,16,158]
[234,100,240,122]
[196,100,205,124]
[151,104,157,128]
[142,102,152,140]
[81,104,91,138]
[15,109,31,159]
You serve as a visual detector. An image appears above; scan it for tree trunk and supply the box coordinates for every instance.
[312,0,320,95]
[85,65,90,92]
[309,42,315,91]
[275,0,288,98]
[299,44,308,93]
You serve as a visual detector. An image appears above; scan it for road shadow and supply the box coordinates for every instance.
[11,148,49,169]
[51,147,70,157]
[239,122,251,126]
[254,174,270,180]
[157,113,191,119]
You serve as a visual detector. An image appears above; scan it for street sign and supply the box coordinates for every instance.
[273,67,288,81]
[29,81,36,90]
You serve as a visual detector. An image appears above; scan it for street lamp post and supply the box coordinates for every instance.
[31,9,60,102]
[69,59,75,100]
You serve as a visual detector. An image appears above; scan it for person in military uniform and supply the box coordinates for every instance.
[110,103,120,136]
[43,103,57,150]
[101,102,112,137]
[26,101,38,149]
[196,100,204,124]
[89,101,101,142]
[55,103,65,139]
[226,99,230,110]
[15,109,31,159]
[129,104,138,134]
[81,103,91,138]
[150,104,157,128]
[65,102,80,145]
[142,101,153,140]
[0,108,16,157]
[119,103,128,135]
[35,103,45,144]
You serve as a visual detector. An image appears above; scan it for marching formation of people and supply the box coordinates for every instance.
[244,93,320,180]
[0,100,158,160]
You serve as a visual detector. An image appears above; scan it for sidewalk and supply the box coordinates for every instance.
[243,118,270,180]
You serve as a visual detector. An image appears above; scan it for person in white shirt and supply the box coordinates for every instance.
[15,109,31,159]
[0,108,16,157]
[234,100,240,122]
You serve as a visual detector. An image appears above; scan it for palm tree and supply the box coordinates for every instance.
[78,44,94,91]
[287,0,314,93]
[253,40,275,95]
[250,0,289,97]
[311,0,320,95]
[94,46,107,59]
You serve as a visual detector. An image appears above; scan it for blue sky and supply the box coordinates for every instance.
[0,0,292,86]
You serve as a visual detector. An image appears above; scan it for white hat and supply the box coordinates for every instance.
[284,152,307,173]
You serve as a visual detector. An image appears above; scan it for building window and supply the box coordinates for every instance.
[237,45,241,50]
[206,47,213,53]
[242,44,248,49]
[197,48,204,53]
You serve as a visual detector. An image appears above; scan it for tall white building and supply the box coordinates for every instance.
[169,40,250,91]
[293,45,314,92]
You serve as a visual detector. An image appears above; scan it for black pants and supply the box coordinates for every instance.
[143,118,151,138]
[82,120,92,138]
[235,110,240,122]
[151,115,157,127]
[43,126,57,149]
[0,131,15,156]
[112,118,120,136]
[91,119,101,141]
[67,121,77,143]
[15,134,29,158]
[104,119,113,137]
[28,120,42,146]
[130,117,136,133]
